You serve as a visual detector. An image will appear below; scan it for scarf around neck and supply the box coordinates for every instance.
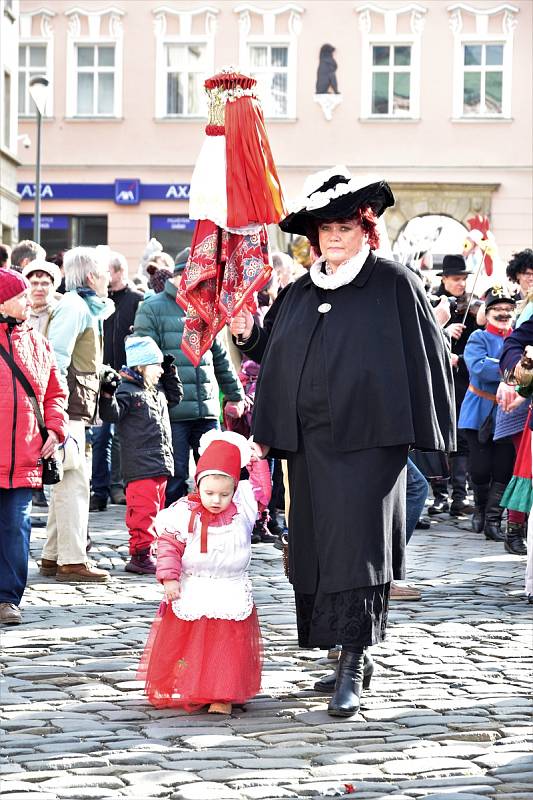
[187,492,237,553]
[309,244,370,291]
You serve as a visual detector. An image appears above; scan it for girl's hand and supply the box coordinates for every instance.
[163,580,180,602]
[41,430,59,460]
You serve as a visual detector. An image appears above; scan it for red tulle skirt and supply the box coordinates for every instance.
[137,604,263,711]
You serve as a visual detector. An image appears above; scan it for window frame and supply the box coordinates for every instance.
[66,35,122,118]
[18,40,54,118]
[241,36,296,119]
[452,33,512,119]
[155,37,210,119]
[361,34,421,120]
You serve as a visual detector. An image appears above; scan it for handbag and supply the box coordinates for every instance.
[0,344,63,484]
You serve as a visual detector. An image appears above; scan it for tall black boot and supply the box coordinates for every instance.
[450,456,473,516]
[327,650,364,717]
[504,522,527,555]
[315,651,373,693]
[484,482,507,542]
[428,480,449,515]
[471,482,490,533]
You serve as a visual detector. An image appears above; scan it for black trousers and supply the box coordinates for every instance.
[462,429,516,486]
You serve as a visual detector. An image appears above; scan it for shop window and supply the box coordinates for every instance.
[18,214,107,254]
[150,215,195,260]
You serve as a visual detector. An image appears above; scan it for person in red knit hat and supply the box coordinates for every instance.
[138,430,268,714]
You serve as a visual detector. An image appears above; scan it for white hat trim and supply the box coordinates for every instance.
[288,169,384,214]
[197,429,252,468]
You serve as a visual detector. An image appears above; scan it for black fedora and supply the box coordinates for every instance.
[279,167,394,236]
[437,254,472,276]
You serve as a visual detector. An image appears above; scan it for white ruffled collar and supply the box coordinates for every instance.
[309,245,370,290]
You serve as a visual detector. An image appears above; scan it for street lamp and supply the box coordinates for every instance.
[28,75,50,245]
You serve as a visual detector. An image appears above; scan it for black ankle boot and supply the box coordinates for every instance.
[315,652,373,694]
[504,522,527,555]
[471,482,490,533]
[327,650,365,717]
[484,482,507,542]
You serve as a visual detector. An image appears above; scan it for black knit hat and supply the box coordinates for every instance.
[484,285,516,311]
[437,254,471,276]
[279,167,394,236]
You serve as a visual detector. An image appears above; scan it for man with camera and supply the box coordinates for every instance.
[429,254,481,517]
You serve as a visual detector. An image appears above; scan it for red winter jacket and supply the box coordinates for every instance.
[0,319,68,489]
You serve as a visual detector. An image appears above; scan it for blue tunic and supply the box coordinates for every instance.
[458,329,504,432]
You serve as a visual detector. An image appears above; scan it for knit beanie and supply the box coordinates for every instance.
[125,336,164,367]
[0,268,30,304]
[195,430,252,486]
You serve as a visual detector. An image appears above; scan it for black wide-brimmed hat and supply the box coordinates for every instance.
[484,285,516,311]
[279,166,394,236]
[436,254,472,276]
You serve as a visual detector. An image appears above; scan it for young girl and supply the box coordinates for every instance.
[99,335,183,574]
[138,430,265,714]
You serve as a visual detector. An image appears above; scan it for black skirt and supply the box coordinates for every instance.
[287,319,407,649]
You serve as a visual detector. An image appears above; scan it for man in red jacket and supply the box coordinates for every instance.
[0,269,67,625]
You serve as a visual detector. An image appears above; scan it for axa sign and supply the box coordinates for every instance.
[165,184,189,200]
[114,179,140,205]
[19,183,54,199]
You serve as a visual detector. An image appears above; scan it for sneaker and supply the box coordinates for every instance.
[0,603,22,625]
[125,551,157,575]
[89,494,107,512]
[56,563,109,582]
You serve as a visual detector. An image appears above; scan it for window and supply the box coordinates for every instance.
[18,214,108,251]
[249,44,289,118]
[75,44,115,116]
[150,215,195,259]
[370,44,412,116]
[462,43,504,115]
[18,44,48,116]
[3,71,11,149]
[165,44,207,117]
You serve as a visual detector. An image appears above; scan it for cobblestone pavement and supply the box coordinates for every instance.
[1,503,532,800]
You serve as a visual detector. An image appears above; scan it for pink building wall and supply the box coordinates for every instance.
[16,0,532,269]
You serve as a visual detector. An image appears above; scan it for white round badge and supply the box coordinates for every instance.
[318,303,332,314]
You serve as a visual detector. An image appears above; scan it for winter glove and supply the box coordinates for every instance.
[100,365,120,396]
[162,353,176,377]
[160,357,184,408]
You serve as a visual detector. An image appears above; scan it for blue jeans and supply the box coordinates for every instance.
[166,418,219,505]
[0,488,33,605]
[406,457,429,544]
[91,423,122,499]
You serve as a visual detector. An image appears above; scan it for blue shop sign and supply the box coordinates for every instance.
[17,181,190,203]
[19,214,69,230]
[151,215,196,231]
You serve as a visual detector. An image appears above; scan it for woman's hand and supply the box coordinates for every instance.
[41,430,59,460]
[229,310,254,341]
[163,579,180,602]
[225,400,245,419]
[433,296,451,328]
[249,441,270,461]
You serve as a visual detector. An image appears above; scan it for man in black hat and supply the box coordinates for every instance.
[430,253,481,517]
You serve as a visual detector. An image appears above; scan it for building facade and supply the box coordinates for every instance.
[13,0,533,270]
[1,0,21,244]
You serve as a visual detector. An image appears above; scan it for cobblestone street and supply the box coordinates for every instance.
[1,505,532,800]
